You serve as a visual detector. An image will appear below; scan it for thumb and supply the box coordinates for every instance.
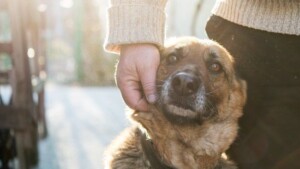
[141,68,157,103]
[139,63,159,104]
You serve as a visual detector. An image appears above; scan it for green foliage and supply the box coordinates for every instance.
[80,0,117,86]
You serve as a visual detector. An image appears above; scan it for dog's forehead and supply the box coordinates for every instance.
[164,38,233,61]
[163,38,205,56]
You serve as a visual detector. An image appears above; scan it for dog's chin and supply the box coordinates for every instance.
[161,104,204,125]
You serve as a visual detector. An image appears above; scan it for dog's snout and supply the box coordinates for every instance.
[171,72,200,96]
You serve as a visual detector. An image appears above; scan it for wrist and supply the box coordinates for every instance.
[121,43,159,52]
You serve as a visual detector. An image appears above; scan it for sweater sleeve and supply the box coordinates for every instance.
[104,0,168,53]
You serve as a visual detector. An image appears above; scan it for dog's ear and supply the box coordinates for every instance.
[129,109,155,130]
[239,79,247,107]
[228,79,247,119]
[130,107,169,137]
[131,111,153,122]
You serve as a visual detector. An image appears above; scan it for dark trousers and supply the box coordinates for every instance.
[206,15,300,169]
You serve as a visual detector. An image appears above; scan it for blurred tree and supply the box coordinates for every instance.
[45,0,116,85]
[73,0,84,82]
[81,0,117,85]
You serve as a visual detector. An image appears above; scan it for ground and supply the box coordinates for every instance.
[37,84,128,169]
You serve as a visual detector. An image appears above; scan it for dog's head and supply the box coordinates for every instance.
[156,37,246,125]
[129,37,247,168]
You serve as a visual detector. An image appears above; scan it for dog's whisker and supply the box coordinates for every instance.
[204,87,222,95]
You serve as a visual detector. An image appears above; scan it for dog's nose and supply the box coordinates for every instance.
[171,72,200,96]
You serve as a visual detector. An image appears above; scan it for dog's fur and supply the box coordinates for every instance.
[105,37,247,169]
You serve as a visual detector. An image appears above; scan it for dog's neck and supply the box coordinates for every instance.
[140,131,175,169]
[132,107,239,169]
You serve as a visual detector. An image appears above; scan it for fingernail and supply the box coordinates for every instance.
[147,94,157,103]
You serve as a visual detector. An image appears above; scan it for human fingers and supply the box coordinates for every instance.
[137,50,160,104]
[116,76,149,111]
[116,44,159,111]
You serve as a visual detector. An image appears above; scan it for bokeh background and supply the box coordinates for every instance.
[0,0,216,169]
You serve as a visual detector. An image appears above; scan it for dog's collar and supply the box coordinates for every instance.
[140,131,175,169]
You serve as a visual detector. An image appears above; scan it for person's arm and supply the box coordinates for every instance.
[104,0,168,111]
[104,0,167,53]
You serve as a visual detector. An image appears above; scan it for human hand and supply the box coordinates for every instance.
[116,44,160,111]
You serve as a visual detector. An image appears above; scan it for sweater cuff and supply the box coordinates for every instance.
[104,3,166,53]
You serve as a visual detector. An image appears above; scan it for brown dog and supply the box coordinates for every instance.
[105,37,247,169]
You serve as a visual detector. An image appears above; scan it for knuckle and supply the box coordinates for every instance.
[142,84,156,95]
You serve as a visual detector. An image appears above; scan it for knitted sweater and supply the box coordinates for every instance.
[105,0,300,53]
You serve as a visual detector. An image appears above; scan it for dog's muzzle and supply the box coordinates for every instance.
[159,69,213,124]
[171,72,200,96]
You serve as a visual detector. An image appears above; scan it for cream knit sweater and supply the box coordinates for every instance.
[105,0,300,53]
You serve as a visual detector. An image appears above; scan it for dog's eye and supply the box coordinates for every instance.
[167,54,178,64]
[209,63,223,73]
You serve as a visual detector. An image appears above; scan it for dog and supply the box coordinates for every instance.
[104,37,247,169]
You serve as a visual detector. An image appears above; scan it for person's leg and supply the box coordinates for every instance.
[206,15,300,169]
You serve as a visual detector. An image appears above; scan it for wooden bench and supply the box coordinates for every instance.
[0,0,47,168]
